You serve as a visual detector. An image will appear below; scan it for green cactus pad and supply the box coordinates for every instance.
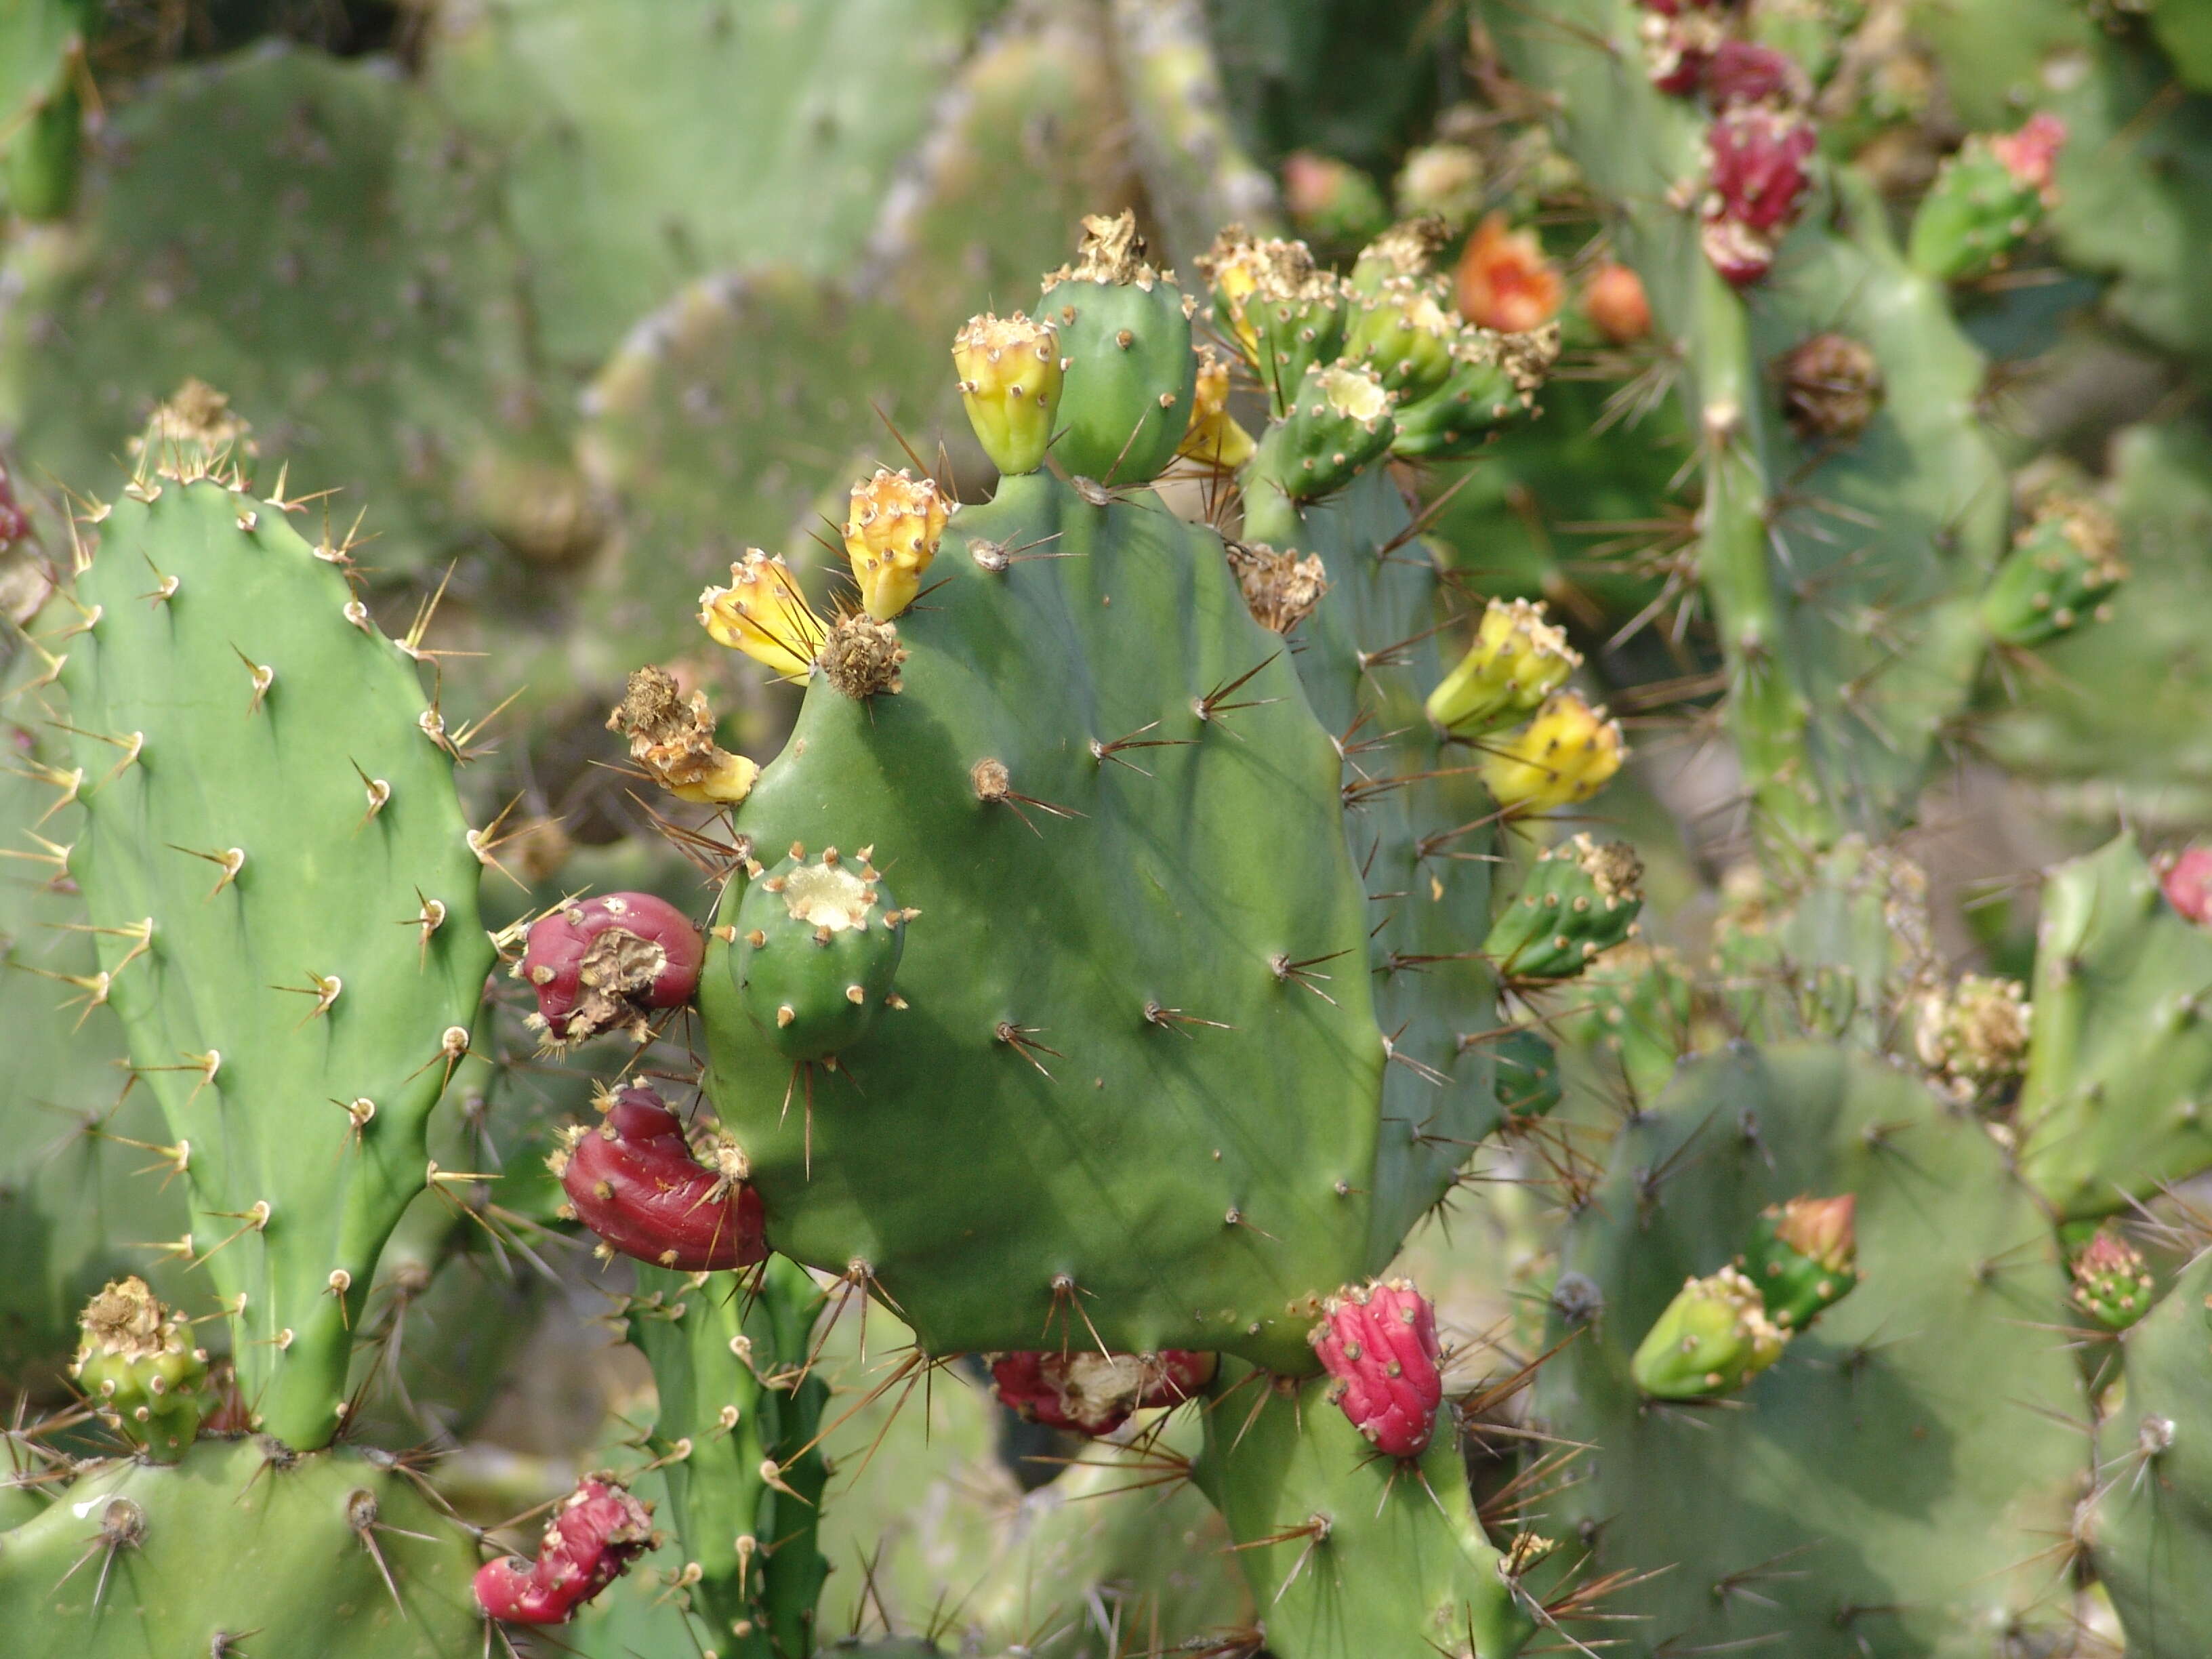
[0,1437,481,1656]
[624,1257,826,1656]
[1242,468,1507,1272]
[1040,215,1198,485]
[703,469,1384,1368]
[2087,1249,2212,1657]
[1906,139,2048,284]
[426,0,979,370]
[0,47,569,578]
[1194,1359,1532,1659]
[53,433,493,1449]
[1493,1027,1562,1120]
[1532,1042,2087,1657]
[2014,835,2212,1220]
[732,848,908,1062]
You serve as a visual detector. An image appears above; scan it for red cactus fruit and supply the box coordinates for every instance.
[1700,107,1818,285]
[1310,1279,1443,1458]
[520,892,703,1044]
[473,1477,655,1624]
[2161,846,2212,928]
[1636,0,1723,94]
[989,1349,1217,1435]
[1582,261,1652,345]
[1702,40,1807,110]
[553,1086,766,1271]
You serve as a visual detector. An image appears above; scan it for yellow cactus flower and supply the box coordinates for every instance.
[1481,691,1626,815]
[952,312,1063,476]
[1176,344,1256,471]
[844,468,954,621]
[1427,598,1582,737]
[699,550,824,679]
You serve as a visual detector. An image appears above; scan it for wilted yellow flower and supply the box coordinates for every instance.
[1427,598,1581,736]
[1481,691,1625,815]
[1176,344,1256,471]
[606,665,759,805]
[699,550,824,679]
[953,312,1063,476]
[844,468,954,621]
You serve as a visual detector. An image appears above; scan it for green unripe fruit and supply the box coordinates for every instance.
[1389,327,1555,459]
[1740,1194,1859,1332]
[1039,210,1195,485]
[1248,361,1395,503]
[1907,115,2065,284]
[954,311,1063,476]
[1195,226,1349,414]
[2071,1227,2154,1331]
[71,1278,208,1463]
[1342,276,1459,403]
[1482,834,1644,984]
[1630,1265,1788,1400]
[1493,1027,1562,1120]
[1981,493,2125,647]
[1349,218,1448,295]
[733,844,910,1061]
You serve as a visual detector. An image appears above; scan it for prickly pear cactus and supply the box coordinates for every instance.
[0,1437,483,1656]
[1532,1044,2085,1656]
[48,403,493,1449]
[2014,836,2212,1220]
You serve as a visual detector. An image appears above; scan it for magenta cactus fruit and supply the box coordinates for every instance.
[1637,0,1723,95]
[1309,1279,1444,1458]
[1700,107,1818,286]
[550,1085,766,1271]
[519,891,705,1044]
[474,1476,656,1624]
[989,1349,1218,1435]
[1702,41,1807,110]
[1990,112,2066,205]
[2160,846,2212,928]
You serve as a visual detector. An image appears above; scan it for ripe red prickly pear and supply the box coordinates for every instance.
[1635,0,1723,95]
[474,1476,656,1624]
[2159,846,2212,928]
[989,1349,1218,1434]
[1309,1279,1444,1458]
[551,1086,766,1271]
[520,892,703,1045]
[1700,107,1818,286]
[1702,41,1808,110]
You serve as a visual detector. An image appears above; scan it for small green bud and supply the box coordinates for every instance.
[1742,1195,1858,1331]
[1980,493,2125,648]
[2071,1228,2154,1332]
[1631,1266,1788,1400]
[1246,360,1396,503]
[1482,834,1643,984]
[72,1277,209,1462]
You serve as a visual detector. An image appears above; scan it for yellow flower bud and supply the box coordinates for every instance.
[844,468,954,621]
[699,550,824,679]
[1427,598,1581,736]
[1176,344,1256,471]
[953,312,1063,476]
[1481,691,1626,815]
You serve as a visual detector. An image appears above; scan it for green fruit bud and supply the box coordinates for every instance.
[1482,834,1643,983]
[733,844,910,1061]
[71,1277,209,1462]
[1631,1266,1788,1400]
[1742,1195,1858,1331]
[1494,1027,1562,1120]
[1040,211,1195,486]
[1980,493,2125,648]
[2071,1228,2154,1332]
[1248,361,1396,503]
[954,312,1064,476]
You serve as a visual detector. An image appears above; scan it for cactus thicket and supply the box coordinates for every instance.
[5,3,2212,1657]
